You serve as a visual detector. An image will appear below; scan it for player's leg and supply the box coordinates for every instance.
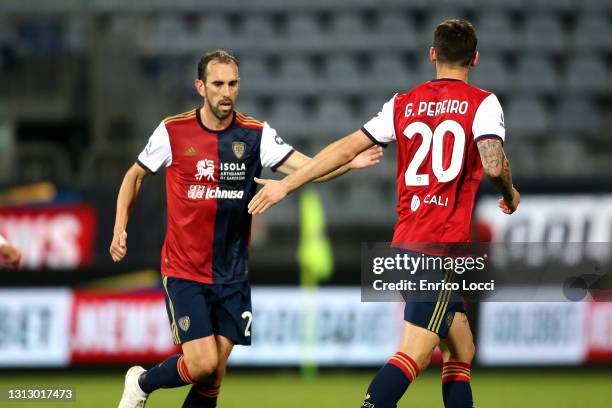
[362,321,440,408]
[120,277,218,408]
[362,273,457,408]
[182,335,234,408]
[439,311,475,408]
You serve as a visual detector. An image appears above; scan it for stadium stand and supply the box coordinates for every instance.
[0,1,610,225]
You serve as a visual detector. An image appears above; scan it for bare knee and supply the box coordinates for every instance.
[184,353,219,383]
[442,341,475,364]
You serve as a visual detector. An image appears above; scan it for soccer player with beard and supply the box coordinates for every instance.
[248,20,520,408]
[111,50,382,408]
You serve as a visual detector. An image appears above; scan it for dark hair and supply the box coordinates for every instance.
[197,50,239,80]
[433,19,478,67]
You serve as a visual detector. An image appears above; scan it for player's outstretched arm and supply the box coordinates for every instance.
[274,145,383,182]
[476,138,520,214]
[110,163,149,262]
[0,234,21,268]
[248,129,375,214]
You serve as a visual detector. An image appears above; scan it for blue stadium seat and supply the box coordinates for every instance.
[521,15,565,54]
[565,55,609,95]
[471,56,511,94]
[505,97,551,137]
[554,96,602,137]
[571,14,612,53]
[513,56,559,95]
[474,13,517,53]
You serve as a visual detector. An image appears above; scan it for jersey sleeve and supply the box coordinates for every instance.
[361,94,397,146]
[260,122,294,171]
[137,121,172,174]
[472,93,505,143]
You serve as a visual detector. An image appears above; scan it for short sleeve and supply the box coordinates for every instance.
[137,121,172,174]
[260,122,294,171]
[472,93,505,143]
[361,94,397,145]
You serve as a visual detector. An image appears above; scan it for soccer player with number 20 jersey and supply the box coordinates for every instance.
[110,50,382,408]
[249,20,520,408]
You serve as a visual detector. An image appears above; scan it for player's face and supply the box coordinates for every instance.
[202,61,240,121]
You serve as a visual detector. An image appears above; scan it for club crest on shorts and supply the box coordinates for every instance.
[232,141,246,159]
[178,316,190,332]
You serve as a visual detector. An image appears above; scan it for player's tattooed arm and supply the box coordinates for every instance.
[477,138,520,214]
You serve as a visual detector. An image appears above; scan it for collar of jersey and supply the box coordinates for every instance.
[430,78,464,83]
[196,106,236,134]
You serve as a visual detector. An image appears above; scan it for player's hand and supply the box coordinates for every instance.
[248,178,289,215]
[0,244,22,269]
[499,186,520,215]
[110,230,128,262]
[349,146,383,170]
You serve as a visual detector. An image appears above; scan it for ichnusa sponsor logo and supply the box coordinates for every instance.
[188,185,245,200]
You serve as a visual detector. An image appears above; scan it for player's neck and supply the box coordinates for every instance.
[199,105,233,131]
[435,66,469,83]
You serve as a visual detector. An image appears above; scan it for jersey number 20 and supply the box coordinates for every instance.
[403,120,465,186]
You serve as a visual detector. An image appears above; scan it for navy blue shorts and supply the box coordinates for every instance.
[399,252,467,339]
[161,276,252,346]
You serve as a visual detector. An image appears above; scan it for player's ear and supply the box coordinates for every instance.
[429,47,436,64]
[194,79,206,97]
[470,51,479,68]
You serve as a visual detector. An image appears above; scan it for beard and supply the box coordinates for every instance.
[207,98,234,121]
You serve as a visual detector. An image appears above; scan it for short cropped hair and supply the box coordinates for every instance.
[433,19,478,67]
[197,50,239,80]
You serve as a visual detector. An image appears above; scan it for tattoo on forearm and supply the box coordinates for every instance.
[477,139,513,199]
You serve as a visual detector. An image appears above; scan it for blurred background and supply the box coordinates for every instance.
[0,0,611,407]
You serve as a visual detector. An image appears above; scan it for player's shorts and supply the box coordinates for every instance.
[398,250,466,339]
[161,276,252,346]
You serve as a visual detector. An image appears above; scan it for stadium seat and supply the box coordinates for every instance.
[267,98,310,136]
[277,56,318,94]
[324,55,362,93]
[571,14,612,53]
[239,15,278,53]
[513,56,559,95]
[238,56,272,94]
[524,0,574,13]
[330,12,373,51]
[505,97,551,137]
[554,96,602,138]
[311,98,355,135]
[542,139,589,177]
[151,16,190,52]
[236,98,267,120]
[286,14,323,51]
[196,16,234,50]
[373,12,419,52]
[471,56,510,94]
[475,0,525,12]
[580,0,612,12]
[474,13,517,53]
[521,15,565,54]
[369,55,412,93]
[16,142,72,185]
[565,55,609,95]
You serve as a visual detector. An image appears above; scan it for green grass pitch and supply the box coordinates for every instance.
[0,369,610,407]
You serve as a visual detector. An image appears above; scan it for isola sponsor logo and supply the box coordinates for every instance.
[188,185,245,200]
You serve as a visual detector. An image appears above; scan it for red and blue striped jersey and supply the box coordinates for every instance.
[137,108,294,284]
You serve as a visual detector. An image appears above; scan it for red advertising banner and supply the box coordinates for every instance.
[585,302,612,363]
[70,291,179,365]
[0,204,97,269]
